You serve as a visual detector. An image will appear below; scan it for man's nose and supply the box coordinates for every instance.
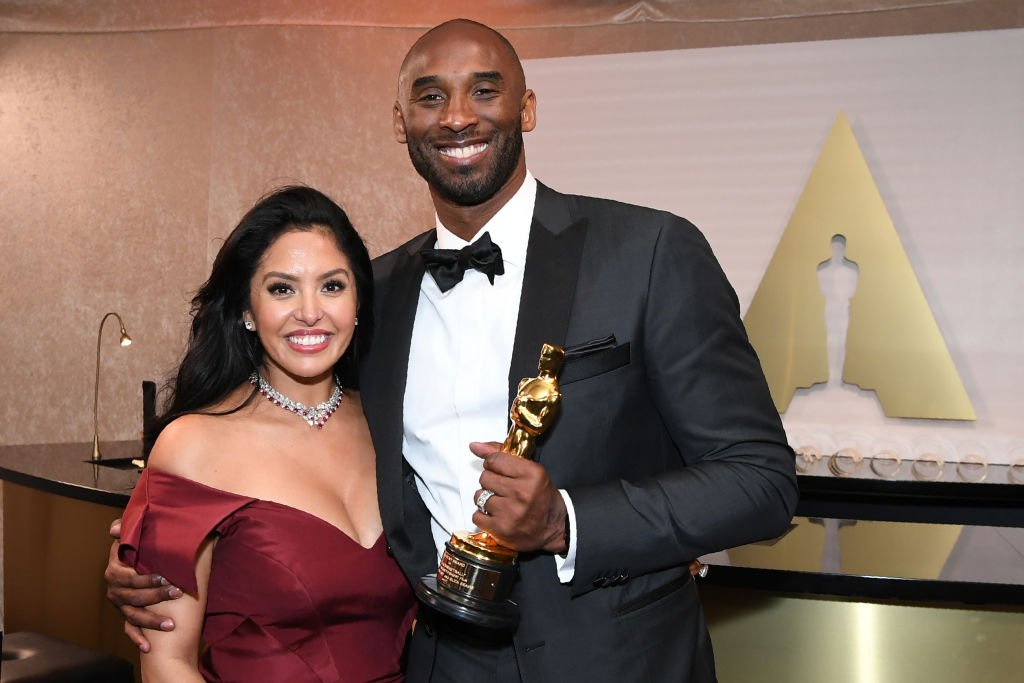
[440,92,477,131]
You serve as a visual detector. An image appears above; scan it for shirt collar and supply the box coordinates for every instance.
[434,172,536,268]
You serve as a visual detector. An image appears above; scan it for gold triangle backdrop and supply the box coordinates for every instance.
[744,113,975,420]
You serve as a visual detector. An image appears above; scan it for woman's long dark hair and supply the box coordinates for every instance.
[144,185,373,451]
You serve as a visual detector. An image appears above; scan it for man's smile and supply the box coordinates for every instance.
[438,142,489,161]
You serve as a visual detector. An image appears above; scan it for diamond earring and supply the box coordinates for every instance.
[244,320,255,331]
[354,317,359,327]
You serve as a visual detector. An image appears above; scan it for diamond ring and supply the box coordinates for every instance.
[475,489,496,515]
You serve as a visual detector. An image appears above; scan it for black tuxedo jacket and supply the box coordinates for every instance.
[362,182,798,682]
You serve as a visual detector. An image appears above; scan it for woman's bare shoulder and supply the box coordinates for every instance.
[147,413,226,480]
[148,385,258,479]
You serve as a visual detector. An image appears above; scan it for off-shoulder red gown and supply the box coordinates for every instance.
[119,467,416,682]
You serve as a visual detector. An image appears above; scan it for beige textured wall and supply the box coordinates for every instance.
[0,26,430,446]
[1,2,1021,447]
[2,30,216,446]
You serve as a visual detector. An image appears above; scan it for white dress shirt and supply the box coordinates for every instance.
[403,172,577,581]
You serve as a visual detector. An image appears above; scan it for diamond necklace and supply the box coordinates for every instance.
[249,372,343,429]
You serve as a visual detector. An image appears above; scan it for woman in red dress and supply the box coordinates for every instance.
[119,186,415,682]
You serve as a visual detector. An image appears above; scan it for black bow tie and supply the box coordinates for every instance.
[420,232,505,293]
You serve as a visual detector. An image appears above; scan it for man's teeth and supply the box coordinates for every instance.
[440,143,487,159]
[287,334,328,345]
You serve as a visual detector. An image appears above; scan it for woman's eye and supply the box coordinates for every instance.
[268,283,293,296]
[323,280,347,294]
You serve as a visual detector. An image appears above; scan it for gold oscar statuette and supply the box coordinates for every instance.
[415,343,565,630]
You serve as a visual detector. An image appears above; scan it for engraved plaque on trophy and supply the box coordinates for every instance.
[415,343,565,630]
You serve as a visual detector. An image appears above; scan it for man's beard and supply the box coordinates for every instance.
[406,123,524,207]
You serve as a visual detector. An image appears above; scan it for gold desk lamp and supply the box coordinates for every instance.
[91,311,132,461]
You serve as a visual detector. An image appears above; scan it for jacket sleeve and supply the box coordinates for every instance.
[568,215,799,594]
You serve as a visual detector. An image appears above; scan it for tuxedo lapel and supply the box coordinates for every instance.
[367,231,433,562]
[508,184,586,447]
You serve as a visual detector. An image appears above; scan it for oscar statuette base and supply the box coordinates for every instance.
[415,576,519,631]
[415,531,520,630]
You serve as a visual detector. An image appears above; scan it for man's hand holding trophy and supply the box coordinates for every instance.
[416,343,566,630]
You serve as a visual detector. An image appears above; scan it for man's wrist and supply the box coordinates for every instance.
[558,510,570,557]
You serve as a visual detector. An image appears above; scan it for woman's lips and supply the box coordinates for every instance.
[285,332,332,353]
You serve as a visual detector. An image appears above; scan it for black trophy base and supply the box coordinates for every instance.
[416,575,520,631]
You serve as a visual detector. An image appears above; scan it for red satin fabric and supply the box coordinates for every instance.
[120,467,415,682]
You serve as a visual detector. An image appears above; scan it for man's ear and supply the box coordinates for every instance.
[393,103,408,144]
[520,89,537,133]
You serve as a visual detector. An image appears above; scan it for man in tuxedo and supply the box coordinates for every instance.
[106,18,797,682]
[363,18,797,682]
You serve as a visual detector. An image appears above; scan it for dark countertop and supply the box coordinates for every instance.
[0,441,143,508]
[705,467,1024,605]
[2,442,1021,604]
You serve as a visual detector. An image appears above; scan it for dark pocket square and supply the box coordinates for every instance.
[564,334,617,360]
[560,336,630,384]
